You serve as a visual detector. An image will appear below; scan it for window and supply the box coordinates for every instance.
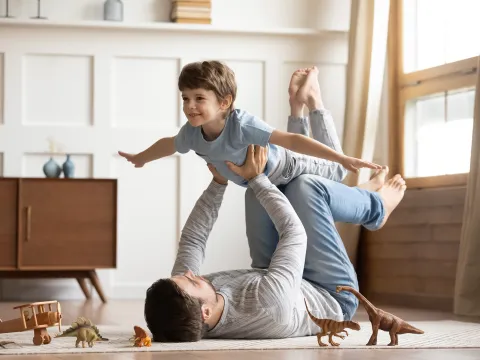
[404,88,475,178]
[402,0,480,73]
[391,0,479,187]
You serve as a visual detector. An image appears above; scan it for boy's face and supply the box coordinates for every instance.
[181,88,228,127]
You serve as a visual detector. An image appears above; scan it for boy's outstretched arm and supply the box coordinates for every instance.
[269,130,381,173]
[118,136,176,168]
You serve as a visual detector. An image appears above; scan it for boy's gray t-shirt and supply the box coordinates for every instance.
[171,175,344,339]
[174,109,284,187]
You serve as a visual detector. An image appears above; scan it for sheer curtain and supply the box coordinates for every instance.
[339,0,391,266]
[454,55,480,316]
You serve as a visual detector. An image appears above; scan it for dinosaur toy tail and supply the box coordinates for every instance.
[336,285,377,314]
[399,322,424,335]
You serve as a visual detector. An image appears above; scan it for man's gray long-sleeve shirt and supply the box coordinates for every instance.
[171,173,343,339]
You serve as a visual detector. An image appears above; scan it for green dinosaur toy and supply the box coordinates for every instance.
[54,317,108,348]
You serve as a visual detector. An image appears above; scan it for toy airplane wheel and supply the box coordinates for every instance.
[32,328,50,345]
[33,334,44,346]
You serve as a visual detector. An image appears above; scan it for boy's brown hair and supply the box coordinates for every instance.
[178,60,237,111]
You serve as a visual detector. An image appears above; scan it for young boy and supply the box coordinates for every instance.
[118,61,381,187]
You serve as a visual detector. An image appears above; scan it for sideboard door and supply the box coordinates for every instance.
[0,179,18,269]
[19,179,117,269]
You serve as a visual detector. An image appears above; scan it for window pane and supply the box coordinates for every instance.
[402,0,480,73]
[403,88,475,177]
[445,0,480,64]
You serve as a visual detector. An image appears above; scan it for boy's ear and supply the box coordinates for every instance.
[220,95,233,110]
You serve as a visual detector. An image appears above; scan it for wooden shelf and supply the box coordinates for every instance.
[0,18,348,37]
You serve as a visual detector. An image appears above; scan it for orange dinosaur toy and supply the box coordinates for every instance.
[131,326,152,347]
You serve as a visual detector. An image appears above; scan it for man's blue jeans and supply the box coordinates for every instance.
[244,174,385,320]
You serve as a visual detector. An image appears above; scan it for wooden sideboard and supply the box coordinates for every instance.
[0,177,117,303]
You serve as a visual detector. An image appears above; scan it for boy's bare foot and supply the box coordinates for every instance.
[288,68,308,117]
[377,174,406,229]
[357,166,389,191]
[297,66,323,111]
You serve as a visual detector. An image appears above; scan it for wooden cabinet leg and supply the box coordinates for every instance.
[76,278,91,300]
[88,270,107,303]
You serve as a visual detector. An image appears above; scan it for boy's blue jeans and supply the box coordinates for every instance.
[244,109,385,320]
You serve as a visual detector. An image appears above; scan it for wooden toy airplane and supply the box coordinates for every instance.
[0,300,62,345]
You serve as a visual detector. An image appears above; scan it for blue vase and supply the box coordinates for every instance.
[62,154,75,178]
[43,157,62,178]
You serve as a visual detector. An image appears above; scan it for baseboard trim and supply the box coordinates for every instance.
[0,280,149,301]
[0,280,89,301]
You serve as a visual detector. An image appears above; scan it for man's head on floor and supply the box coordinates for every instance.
[144,270,220,342]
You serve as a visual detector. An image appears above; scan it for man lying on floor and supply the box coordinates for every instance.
[143,142,406,342]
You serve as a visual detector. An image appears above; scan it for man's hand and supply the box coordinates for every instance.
[340,155,382,173]
[118,151,146,168]
[226,145,268,181]
[207,164,228,185]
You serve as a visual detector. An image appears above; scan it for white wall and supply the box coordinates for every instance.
[0,0,352,300]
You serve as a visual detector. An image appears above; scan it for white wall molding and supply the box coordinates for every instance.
[0,18,348,37]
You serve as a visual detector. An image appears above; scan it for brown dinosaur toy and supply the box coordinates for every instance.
[336,285,424,346]
[304,299,361,347]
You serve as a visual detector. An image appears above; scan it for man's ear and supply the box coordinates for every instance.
[201,304,212,321]
[220,95,233,110]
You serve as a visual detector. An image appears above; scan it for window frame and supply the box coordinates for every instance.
[389,0,479,189]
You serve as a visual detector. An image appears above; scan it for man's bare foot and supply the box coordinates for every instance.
[357,166,389,191]
[296,66,323,111]
[288,68,308,98]
[288,68,308,117]
[377,174,406,229]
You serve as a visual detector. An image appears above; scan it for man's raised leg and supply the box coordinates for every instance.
[285,67,347,182]
[246,67,326,269]
[247,66,390,269]
[245,172,406,317]
[282,174,406,319]
[245,187,279,269]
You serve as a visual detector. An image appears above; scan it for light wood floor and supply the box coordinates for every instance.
[1,299,479,359]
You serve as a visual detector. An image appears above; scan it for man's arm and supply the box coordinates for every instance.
[226,145,307,324]
[248,174,307,324]
[171,179,227,276]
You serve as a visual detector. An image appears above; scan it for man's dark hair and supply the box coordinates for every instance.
[144,278,209,342]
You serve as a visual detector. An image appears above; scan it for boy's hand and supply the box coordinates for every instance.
[340,155,382,173]
[207,164,228,185]
[118,151,146,168]
[226,145,268,181]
